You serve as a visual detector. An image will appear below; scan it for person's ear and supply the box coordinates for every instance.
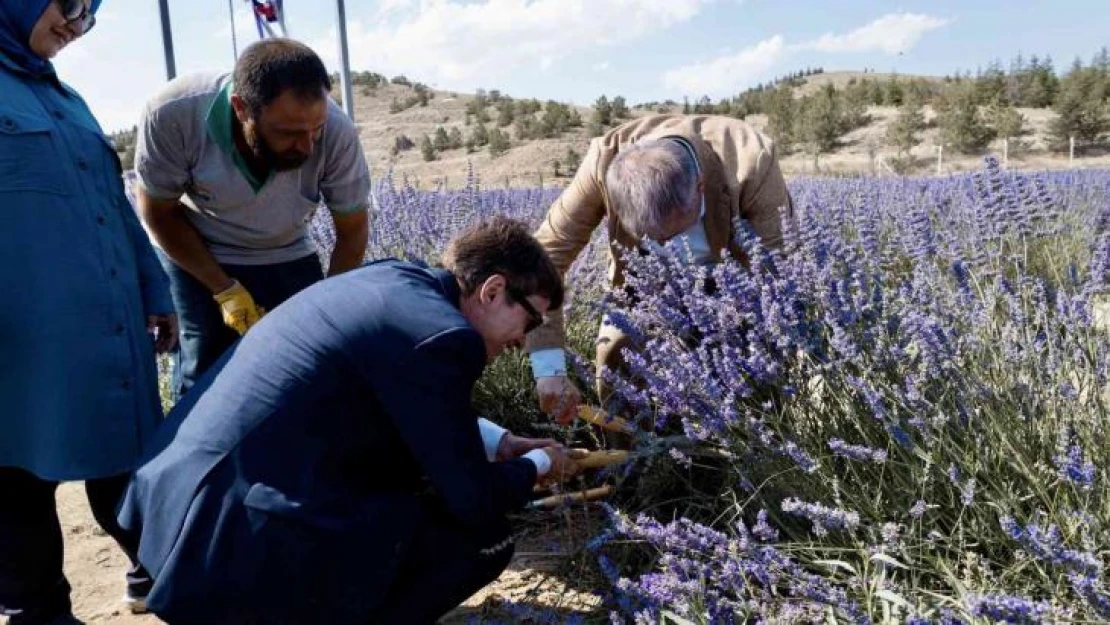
[478,274,506,305]
[229,94,252,124]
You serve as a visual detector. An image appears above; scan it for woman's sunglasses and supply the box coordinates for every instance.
[56,0,96,35]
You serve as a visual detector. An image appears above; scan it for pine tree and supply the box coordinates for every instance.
[419,135,436,161]
[935,83,995,154]
[447,127,464,150]
[765,84,797,151]
[1049,61,1109,150]
[796,85,842,155]
[987,99,1026,140]
[432,126,451,151]
[496,100,515,127]
[564,147,581,172]
[469,123,489,147]
[886,97,926,158]
[592,96,612,126]
[611,96,630,120]
[487,128,510,157]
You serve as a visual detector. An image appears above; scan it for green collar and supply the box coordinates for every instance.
[205,80,271,192]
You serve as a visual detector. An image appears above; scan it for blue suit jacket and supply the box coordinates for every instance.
[118,260,537,624]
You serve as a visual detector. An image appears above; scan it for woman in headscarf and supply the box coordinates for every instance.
[0,2,177,623]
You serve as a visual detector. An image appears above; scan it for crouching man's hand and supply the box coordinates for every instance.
[496,434,560,462]
[538,446,582,486]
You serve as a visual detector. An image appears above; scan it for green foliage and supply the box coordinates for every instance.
[432,126,451,152]
[564,147,581,173]
[487,127,510,157]
[447,127,464,150]
[468,123,489,150]
[496,100,515,127]
[886,98,926,157]
[765,84,797,150]
[419,134,436,161]
[389,134,415,156]
[611,96,630,120]
[935,83,996,154]
[987,99,1026,140]
[592,95,612,126]
[389,75,411,87]
[796,84,843,154]
[1049,59,1109,150]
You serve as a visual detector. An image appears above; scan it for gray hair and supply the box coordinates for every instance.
[605,139,700,240]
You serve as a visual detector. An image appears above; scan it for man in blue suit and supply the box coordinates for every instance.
[117,217,582,624]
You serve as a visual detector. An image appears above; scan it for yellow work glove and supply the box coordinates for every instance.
[213,280,264,336]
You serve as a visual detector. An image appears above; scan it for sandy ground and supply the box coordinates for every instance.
[51,483,604,625]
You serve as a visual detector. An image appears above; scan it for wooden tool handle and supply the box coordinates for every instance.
[574,450,631,469]
[529,484,614,509]
[577,406,637,434]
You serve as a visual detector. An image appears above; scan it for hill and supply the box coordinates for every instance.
[343,74,1110,189]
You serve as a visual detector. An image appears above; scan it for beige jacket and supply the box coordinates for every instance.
[527,114,792,354]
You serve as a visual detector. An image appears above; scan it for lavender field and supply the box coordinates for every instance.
[194,161,1110,622]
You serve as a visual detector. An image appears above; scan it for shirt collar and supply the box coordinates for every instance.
[206,79,270,192]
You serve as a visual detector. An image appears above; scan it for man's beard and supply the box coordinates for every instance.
[243,123,309,172]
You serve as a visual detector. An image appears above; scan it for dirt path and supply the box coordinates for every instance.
[56,483,604,624]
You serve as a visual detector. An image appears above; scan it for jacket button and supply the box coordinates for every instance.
[76,159,89,170]
[109,268,118,278]
[1,118,13,129]
[114,324,124,335]
[52,110,64,119]
[96,215,106,225]
[121,379,132,390]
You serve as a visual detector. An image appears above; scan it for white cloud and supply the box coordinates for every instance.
[657,12,948,97]
[593,61,611,71]
[805,13,949,55]
[661,35,785,97]
[312,0,711,88]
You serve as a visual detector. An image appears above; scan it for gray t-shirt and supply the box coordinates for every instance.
[135,72,370,265]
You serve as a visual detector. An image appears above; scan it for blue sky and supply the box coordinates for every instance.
[55,0,1108,132]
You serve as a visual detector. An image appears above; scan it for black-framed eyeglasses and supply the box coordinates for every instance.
[507,287,544,334]
[56,0,96,35]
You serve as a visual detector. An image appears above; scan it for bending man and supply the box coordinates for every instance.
[526,114,793,423]
[135,38,370,400]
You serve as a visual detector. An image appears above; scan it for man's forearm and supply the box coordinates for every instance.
[140,202,233,293]
[328,229,368,276]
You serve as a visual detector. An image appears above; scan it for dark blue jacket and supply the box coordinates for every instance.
[118,260,537,624]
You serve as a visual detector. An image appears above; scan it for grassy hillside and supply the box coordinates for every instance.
[338,71,1109,189]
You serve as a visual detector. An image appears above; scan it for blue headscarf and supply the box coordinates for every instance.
[0,0,102,76]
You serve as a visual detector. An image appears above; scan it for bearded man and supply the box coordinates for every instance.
[134,38,370,400]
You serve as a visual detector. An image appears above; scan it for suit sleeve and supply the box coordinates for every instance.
[363,328,537,529]
[737,139,791,250]
[526,139,607,353]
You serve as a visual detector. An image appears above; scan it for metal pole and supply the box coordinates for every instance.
[1070,136,1075,166]
[228,0,239,61]
[936,145,943,175]
[1002,138,1008,168]
[158,0,176,80]
[335,0,355,121]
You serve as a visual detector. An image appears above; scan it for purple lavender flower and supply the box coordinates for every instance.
[828,438,888,464]
[781,498,861,536]
[966,593,1055,624]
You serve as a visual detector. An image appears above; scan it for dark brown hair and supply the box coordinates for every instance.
[233,39,331,116]
[442,216,564,310]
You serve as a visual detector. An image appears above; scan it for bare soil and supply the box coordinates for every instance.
[54,483,604,624]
